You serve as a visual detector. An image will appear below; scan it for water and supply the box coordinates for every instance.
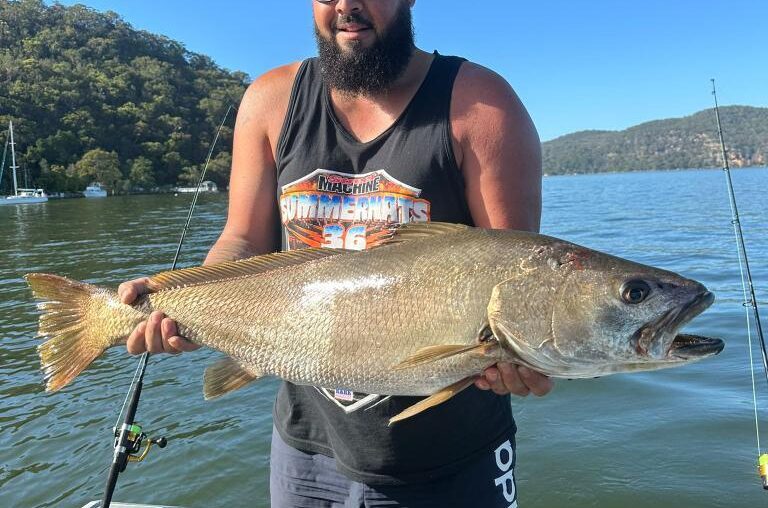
[1,168,766,508]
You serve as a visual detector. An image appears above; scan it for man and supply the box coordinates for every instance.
[119,1,553,505]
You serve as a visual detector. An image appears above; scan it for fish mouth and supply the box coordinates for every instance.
[633,291,721,359]
[668,333,725,359]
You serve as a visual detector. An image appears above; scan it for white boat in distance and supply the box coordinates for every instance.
[173,180,218,193]
[83,182,108,198]
[0,121,48,206]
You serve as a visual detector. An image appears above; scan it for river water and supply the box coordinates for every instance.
[1,168,766,507]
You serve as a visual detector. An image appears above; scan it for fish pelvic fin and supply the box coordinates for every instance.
[25,273,146,392]
[203,358,264,400]
[388,376,478,425]
[393,342,499,371]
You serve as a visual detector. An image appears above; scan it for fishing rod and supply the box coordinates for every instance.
[100,104,236,507]
[710,79,768,489]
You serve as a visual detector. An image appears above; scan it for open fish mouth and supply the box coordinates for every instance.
[633,291,722,358]
[668,333,725,359]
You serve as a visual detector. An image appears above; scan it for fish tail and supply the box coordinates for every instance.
[25,273,147,392]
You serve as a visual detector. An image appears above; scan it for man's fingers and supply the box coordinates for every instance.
[162,318,201,353]
[474,364,553,397]
[126,321,148,355]
[117,277,151,304]
[518,366,554,397]
[145,311,165,353]
[168,336,201,352]
[498,363,530,396]
[478,366,527,396]
[160,318,181,354]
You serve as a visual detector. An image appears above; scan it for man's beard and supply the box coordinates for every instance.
[315,3,415,96]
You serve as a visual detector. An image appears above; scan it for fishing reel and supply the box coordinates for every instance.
[113,422,167,470]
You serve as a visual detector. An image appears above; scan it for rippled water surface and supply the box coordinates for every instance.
[1,169,766,507]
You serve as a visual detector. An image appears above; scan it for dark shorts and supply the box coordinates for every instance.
[269,427,519,508]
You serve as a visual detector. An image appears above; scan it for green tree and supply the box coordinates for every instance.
[74,148,121,190]
[128,156,155,190]
[0,0,248,192]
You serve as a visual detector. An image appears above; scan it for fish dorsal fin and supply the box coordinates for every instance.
[147,248,347,292]
[381,222,471,246]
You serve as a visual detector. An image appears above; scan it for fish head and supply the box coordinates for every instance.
[489,243,723,377]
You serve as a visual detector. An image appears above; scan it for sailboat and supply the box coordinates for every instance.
[0,121,48,205]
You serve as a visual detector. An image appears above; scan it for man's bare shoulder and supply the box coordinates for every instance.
[242,62,303,110]
[452,61,523,123]
[450,61,539,167]
[238,62,303,139]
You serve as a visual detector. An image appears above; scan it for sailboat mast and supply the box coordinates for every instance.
[9,121,19,196]
[0,133,8,190]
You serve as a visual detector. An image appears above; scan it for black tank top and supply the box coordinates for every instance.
[273,53,515,485]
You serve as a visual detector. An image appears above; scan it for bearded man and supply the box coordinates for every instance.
[120,1,552,505]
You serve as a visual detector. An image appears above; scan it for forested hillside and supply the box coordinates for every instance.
[1,1,765,192]
[0,0,247,193]
[542,106,768,174]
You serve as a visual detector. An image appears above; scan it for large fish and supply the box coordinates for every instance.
[26,223,723,423]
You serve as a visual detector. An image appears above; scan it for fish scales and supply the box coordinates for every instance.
[146,229,516,395]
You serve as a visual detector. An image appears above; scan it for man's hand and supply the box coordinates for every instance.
[475,363,553,397]
[118,277,200,355]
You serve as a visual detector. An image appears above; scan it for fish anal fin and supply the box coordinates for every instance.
[393,342,498,371]
[389,376,478,425]
[148,248,348,292]
[203,358,264,400]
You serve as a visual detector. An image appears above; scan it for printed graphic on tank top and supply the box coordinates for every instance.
[279,168,432,411]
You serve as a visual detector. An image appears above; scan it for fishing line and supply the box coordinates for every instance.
[710,79,768,489]
[100,104,236,507]
[111,104,235,431]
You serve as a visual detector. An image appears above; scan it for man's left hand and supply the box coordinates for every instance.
[475,363,553,396]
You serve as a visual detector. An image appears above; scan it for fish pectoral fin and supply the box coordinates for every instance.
[203,358,264,400]
[388,376,478,425]
[393,342,498,371]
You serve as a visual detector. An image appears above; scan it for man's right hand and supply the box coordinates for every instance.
[118,277,200,355]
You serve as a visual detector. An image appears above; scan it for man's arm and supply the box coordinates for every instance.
[118,63,300,355]
[451,62,553,397]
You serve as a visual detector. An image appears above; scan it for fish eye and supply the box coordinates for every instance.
[621,280,652,304]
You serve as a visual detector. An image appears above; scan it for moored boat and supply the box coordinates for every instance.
[0,121,48,206]
[83,182,108,198]
[172,180,218,193]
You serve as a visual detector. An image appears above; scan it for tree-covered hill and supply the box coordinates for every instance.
[0,0,248,193]
[1,1,765,191]
[542,106,768,174]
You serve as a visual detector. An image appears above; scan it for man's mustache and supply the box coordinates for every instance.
[333,13,373,30]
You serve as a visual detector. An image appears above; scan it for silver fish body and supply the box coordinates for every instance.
[26,223,723,419]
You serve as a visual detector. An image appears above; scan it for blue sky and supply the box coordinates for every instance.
[52,0,768,141]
